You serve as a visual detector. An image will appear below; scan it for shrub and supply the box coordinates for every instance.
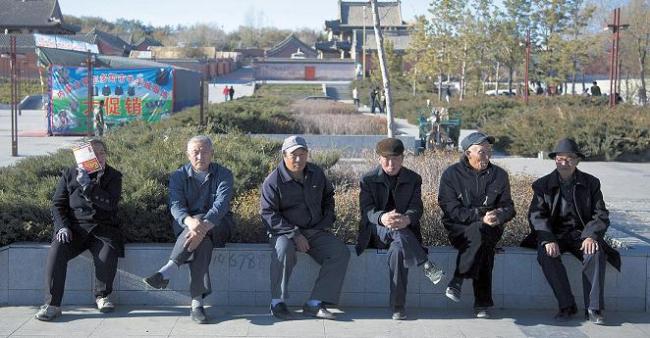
[0,124,280,246]
[290,100,358,115]
[294,113,388,135]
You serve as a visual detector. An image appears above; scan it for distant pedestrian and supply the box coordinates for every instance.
[378,89,386,114]
[222,85,229,101]
[352,87,359,108]
[590,82,601,96]
[370,87,378,114]
[228,86,235,101]
[445,87,452,104]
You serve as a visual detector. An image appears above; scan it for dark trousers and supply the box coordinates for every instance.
[169,228,215,298]
[270,229,350,304]
[370,99,377,113]
[449,225,501,308]
[537,238,607,311]
[45,234,118,306]
[374,226,428,308]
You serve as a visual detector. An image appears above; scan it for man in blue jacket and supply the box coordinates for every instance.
[143,135,234,324]
[261,136,350,321]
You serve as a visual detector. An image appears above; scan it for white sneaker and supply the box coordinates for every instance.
[34,304,62,321]
[96,296,115,313]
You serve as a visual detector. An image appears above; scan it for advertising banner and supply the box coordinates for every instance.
[48,66,174,135]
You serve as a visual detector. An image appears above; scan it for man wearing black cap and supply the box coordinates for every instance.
[261,135,350,320]
[521,138,620,325]
[438,132,515,318]
[356,138,445,320]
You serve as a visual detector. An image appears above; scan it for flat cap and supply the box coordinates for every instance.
[460,132,495,151]
[281,135,308,153]
[376,138,404,157]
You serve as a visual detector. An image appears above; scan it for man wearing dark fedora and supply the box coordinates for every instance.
[521,138,620,325]
[261,135,350,320]
[356,138,445,320]
[438,131,515,318]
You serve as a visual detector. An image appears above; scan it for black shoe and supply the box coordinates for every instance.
[190,306,208,324]
[270,302,292,320]
[554,304,578,322]
[302,302,336,320]
[392,306,406,320]
[586,309,605,325]
[143,272,169,289]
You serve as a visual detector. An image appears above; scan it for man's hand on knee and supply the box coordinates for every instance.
[544,242,560,258]
[184,230,205,252]
[293,233,310,253]
[581,238,599,255]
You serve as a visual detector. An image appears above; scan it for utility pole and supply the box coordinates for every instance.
[370,0,394,137]
[9,36,18,156]
[607,8,628,108]
[84,50,94,137]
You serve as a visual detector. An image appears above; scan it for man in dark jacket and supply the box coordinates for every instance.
[521,138,620,325]
[438,132,515,318]
[35,139,123,321]
[356,138,444,320]
[143,135,234,324]
[261,136,350,321]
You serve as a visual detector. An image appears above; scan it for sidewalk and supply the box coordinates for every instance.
[1,306,649,337]
[0,109,82,168]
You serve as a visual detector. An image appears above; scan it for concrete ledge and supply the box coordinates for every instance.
[0,243,647,311]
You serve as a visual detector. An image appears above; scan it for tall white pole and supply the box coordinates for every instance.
[370,0,394,137]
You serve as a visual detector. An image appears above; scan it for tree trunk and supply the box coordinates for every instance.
[639,52,647,105]
[507,65,513,93]
[495,62,500,94]
[370,0,394,137]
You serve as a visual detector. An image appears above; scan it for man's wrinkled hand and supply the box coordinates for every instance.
[545,242,560,258]
[482,210,499,227]
[581,238,599,255]
[184,230,205,252]
[76,168,91,188]
[56,227,72,243]
[293,233,310,253]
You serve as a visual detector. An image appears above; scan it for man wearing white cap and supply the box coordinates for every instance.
[261,136,350,320]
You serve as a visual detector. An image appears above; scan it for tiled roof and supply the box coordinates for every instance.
[85,28,131,54]
[265,34,318,58]
[340,1,405,27]
[0,0,78,32]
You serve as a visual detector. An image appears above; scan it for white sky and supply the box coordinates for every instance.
[58,0,434,31]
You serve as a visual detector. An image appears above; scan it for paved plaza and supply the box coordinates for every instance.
[1,306,650,337]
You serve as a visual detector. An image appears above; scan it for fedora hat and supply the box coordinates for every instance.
[548,138,585,159]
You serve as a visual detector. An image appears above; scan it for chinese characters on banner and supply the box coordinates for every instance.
[48,66,174,135]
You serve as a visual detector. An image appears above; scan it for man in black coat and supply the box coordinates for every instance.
[356,138,444,320]
[438,132,515,318]
[521,138,621,325]
[35,139,123,321]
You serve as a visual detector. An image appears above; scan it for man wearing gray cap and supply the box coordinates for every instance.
[522,138,620,325]
[438,132,515,318]
[356,138,445,320]
[261,136,350,320]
